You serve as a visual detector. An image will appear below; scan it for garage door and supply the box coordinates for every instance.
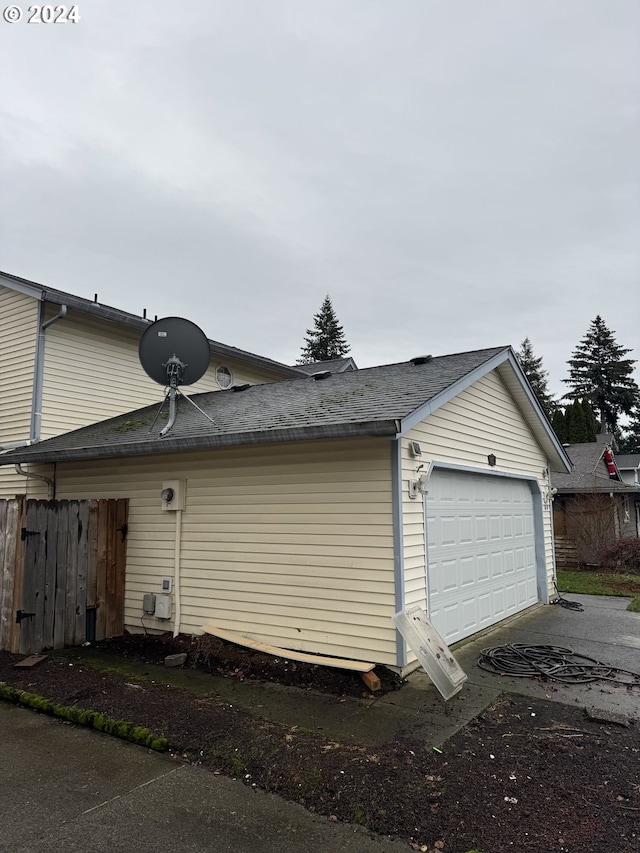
[426,470,538,644]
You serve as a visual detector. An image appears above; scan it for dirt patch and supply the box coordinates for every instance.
[1,640,639,853]
[92,632,400,696]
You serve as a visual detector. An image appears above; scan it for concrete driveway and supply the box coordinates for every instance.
[1,593,638,852]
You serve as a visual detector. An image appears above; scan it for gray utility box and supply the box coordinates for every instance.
[142,593,156,615]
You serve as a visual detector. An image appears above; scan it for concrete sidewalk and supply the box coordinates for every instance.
[1,594,638,852]
[0,703,406,853]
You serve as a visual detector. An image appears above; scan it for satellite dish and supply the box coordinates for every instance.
[139,317,213,438]
[139,317,210,387]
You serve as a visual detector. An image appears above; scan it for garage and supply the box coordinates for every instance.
[426,469,538,644]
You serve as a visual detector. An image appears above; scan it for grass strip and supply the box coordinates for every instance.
[0,681,169,751]
[556,570,640,612]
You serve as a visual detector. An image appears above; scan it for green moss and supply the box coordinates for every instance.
[0,681,167,751]
[352,804,367,825]
[627,595,640,613]
[113,418,146,433]
[209,741,246,776]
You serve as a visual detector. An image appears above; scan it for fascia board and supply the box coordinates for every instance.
[497,351,572,472]
[0,271,42,299]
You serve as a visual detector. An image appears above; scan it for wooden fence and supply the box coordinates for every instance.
[0,498,128,654]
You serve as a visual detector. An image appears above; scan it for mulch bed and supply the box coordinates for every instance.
[1,636,639,853]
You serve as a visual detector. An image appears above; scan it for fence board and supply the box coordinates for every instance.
[105,500,118,638]
[10,497,25,653]
[96,500,108,641]
[74,501,89,644]
[53,502,69,650]
[32,502,49,654]
[43,501,59,650]
[86,500,98,608]
[19,502,40,654]
[0,501,19,650]
[111,499,128,639]
[64,502,79,648]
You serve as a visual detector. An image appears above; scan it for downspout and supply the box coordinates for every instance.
[31,302,68,443]
[172,509,183,638]
[14,463,55,498]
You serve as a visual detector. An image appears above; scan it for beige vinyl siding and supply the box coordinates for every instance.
[39,310,288,439]
[0,288,37,444]
[0,288,38,497]
[54,438,397,664]
[40,311,203,438]
[401,370,553,614]
[209,356,293,388]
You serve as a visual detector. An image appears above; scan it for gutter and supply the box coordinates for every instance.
[0,420,400,466]
[31,301,68,443]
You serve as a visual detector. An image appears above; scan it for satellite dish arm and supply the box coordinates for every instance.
[160,387,178,438]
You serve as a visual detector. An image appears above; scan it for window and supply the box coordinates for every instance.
[216,365,233,389]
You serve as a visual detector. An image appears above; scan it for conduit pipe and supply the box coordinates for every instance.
[14,463,55,498]
[172,508,183,637]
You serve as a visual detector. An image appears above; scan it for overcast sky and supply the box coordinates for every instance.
[1,0,638,396]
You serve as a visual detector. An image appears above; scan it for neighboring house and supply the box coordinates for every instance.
[0,271,305,498]
[551,436,640,568]
[294,357,358,374]
[0,346,571,673]
[616,454,640,488]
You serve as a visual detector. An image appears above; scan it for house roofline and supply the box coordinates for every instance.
[0,270,306,379]
[398,347,571,473]
[0,420,399,466]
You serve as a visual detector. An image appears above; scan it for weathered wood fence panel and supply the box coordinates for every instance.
[0,498,128,654]
[0,499,21,651]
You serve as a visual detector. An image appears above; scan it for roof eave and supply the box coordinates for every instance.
[397,347,571,474]
[0,421,399,466]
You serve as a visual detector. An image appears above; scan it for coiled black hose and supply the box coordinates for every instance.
[477,643,640,686]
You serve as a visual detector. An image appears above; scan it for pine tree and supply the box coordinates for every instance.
[562,316,639,432]
[516,337,555,418]
[298,295,351,364]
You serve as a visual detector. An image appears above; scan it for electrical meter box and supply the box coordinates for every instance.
[154,594,172,620]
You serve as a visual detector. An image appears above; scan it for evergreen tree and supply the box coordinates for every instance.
[618,407,640,454]
[562,316,639,432]
[516,337,555,418]
[551,409,567,444]
[298,295,351,363]
[551,399,599,444]
[579,399,598,442]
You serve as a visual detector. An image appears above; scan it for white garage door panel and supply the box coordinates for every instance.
[427,471,538,644]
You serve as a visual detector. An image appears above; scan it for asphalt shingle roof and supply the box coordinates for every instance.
[0,347,508,464]
[552,441,638,493]
[294,358,358,374]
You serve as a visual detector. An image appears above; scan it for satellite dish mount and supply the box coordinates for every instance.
[139,317,215,437]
